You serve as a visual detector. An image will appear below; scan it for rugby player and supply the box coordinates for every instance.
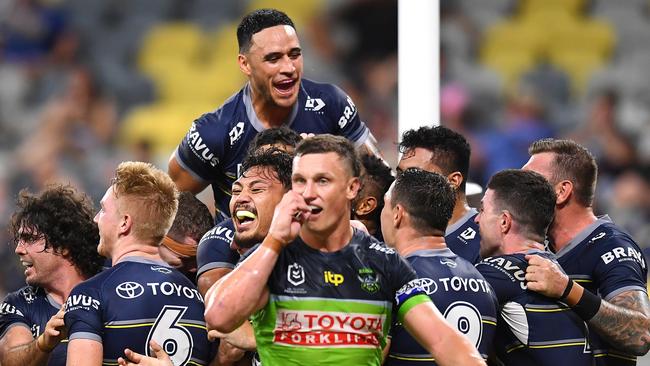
[381,169,497,365]
[352,153,394,241]
[168,8,381,221]
[205,135,485,366]
[64,162,210,366]
[396,126,481,263]
[475,169,593,365]
[196,127,299,296]
[522,139,650,364]
[159,191,214,283]
[0,184,104,366]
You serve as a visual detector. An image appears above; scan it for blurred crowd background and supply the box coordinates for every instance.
[0,0,648,298]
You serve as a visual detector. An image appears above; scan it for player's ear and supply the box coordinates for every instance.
[119,214,132,236]
[555,180,573,205]
[354,196,377,217]
[346,177,361,201]
[500,210,512,234]
[447,171,463,191]
[238,54,251,76]
[393,203,405,228]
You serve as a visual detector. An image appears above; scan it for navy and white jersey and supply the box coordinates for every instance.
[476,251,594,366]
[386,248,497,365]
[64,257,210,366]
[245,229,431,365]
[196,218,238,278]
[445,209,481,264]
[175,79,370,219]
[0,286,66,365]
[552,217,648,365]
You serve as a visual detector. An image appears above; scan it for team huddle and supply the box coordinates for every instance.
[1,7,649,366]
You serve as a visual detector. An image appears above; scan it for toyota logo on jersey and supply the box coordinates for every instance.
[115,282,145,299]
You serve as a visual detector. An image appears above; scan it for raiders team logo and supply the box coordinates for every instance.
[358,268,380,294]
[287,263,305,286]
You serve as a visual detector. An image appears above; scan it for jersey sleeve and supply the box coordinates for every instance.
[591,232,648,300]
[196,220,239,277]
[64,282,104,343]
[325,84,369,145]
[174,113,227,182]
[388,254,430,322]
[0,291,31,338]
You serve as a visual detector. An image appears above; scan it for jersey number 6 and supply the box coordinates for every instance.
[146,305,194,365]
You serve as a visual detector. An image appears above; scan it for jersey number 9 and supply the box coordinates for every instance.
[443,301,483,348]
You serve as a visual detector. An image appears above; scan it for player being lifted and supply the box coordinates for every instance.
[169,8,380,221]
[64,162,210,366]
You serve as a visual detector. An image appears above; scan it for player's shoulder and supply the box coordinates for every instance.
[352,229,398,257]
[199,219,235,246]
[476,253,529,278]
[192,88,247,130]
[1,286,43,311]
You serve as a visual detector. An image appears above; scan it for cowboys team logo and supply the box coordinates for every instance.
[115,282,145,299]
[358,268,380,294]
[287,263,305,286]
[20,287,36,304]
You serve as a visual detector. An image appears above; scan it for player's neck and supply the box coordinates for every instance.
[301,221,354,253]
[503,237,544,255]
[396,230,447,257]
[46,266,86,305]
[449,197,471,227]
[251,93,292,129]
[550,203,597,252]
[111,238,164,266]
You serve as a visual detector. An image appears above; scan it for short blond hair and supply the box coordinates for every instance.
[112,161,178,245]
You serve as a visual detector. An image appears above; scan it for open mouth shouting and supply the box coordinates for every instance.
[234,207,258,232]
[273,78,298,97]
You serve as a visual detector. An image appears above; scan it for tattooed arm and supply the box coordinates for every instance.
[588,290,650,356]
[525,255,650,355]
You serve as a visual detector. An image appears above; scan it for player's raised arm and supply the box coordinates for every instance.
[0,308,66,366]
[204,190,310,333]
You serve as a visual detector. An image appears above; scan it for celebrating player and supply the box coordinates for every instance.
[522,139,650,364]
[168,8,380,221]
[205,135,485,366]
[397,126,481,263]
[381,169,497,365]
[0,184,104,366]
[475,169,593,365]
[64,162,210,366]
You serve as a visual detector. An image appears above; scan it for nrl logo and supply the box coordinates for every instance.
[358,268,380,294]
[287,262,305,286]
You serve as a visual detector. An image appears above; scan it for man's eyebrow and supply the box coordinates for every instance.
[263,52,283,61]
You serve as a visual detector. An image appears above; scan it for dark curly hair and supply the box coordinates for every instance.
[357,153,394,221]
[399,125,471,191]
[10,184,104,278]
